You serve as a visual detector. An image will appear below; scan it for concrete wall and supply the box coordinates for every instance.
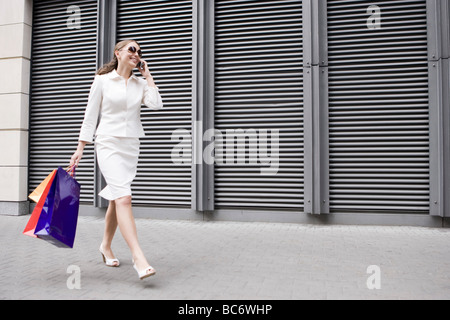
[0,0,33,215]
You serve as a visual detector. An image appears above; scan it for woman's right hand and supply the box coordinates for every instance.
[70,141,87,167]
[70,150,83,168]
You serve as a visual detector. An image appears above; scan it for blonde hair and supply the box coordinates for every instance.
[96,39,141,75]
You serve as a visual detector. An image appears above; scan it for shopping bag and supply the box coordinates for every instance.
[34,166,81,248]
[28,169,57,203]
[23,169,58,238]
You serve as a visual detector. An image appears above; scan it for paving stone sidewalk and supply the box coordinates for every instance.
[1,215,450,300]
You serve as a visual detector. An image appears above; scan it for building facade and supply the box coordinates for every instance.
[1,0,449,227]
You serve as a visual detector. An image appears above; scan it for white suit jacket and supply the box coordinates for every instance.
[79,69,163,143]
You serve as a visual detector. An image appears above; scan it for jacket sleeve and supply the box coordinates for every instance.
[142,83,163,110]
[79,75,103,144]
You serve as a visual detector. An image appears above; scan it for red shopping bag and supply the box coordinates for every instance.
[23,169,57,238]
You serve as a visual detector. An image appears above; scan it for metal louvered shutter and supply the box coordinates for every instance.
[327,0,430,213]
[29,0,98,205]
[214,0,304,210]
[117,0,193,208]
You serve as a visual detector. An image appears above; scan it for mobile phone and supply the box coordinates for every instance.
[137,61,142,69]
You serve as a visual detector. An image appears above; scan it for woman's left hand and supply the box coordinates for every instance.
[138,60,151,78]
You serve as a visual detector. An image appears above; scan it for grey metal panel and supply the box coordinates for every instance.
[428,59,450,217]
[303,0,329,67]
[116,0,193,208]
[426,0,450,61]
[303,0,330,215]
[327,0,430,213]
[427,0,450,217]
[192,0,215,212]
[97,0,117,66]
[303,66,330,214]
[29,0,98,205]
[214,0,304,210]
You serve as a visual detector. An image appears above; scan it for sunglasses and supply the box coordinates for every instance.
[121,45,142,58]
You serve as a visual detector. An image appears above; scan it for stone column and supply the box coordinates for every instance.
[0,0,33,215]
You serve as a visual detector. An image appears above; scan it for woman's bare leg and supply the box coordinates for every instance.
[100,200,119,265]
[114,196,152,273]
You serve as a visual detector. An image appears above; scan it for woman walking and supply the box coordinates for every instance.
[70,40,163,280]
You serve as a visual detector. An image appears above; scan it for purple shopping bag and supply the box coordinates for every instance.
[34,166,80,248]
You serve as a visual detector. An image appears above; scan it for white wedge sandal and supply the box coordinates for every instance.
[99,245,120,267]
[132,259,156,280]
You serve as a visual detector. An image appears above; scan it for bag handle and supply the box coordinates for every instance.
[65,164,77,178]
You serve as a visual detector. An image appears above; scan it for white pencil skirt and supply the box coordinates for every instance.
[95,135,140,201]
